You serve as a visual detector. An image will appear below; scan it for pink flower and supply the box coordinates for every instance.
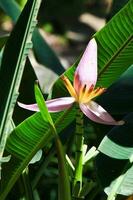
[18,39,124,125]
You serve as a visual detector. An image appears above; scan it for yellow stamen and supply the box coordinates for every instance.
[79,84,86,102]
[61,75,105,104]
[81,84,94,101]
[79,86,105,104]
[61,75,78,100]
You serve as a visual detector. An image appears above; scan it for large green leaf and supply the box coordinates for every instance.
[2,0,133,198]
[89,64,133,151]
[0,0,64,75]
[96,64,133,115]
[98,136,133,160]
[0,0,41,136]
[0,107,75,199]
[96,113,133,198]
[0,0,41,173]
[95,0,133,87]
[105,164,133,199]
[52,0,133,99]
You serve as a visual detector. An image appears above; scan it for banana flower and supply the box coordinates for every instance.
[19,38,123,125]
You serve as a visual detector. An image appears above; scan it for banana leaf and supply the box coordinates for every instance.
[1,0,133,199]
[0,0,64,75]
[52,0,133,98]
[0,107,75,199]
[96,113,133,198]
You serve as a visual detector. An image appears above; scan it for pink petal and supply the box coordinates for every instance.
[80,101,124,125]
[46,97,75,112]
[18,102,39,112]
[74,38,97,93]
[18,97,75,113]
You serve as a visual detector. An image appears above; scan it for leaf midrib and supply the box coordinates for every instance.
[0,0,39,137]
[97,34,133,80]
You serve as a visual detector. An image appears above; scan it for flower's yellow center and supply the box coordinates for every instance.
[61,75,106,104]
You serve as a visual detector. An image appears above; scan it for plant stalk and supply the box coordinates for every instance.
[53,128,71,200]
[73,105,84,198]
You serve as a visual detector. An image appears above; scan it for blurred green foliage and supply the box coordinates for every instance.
[0,0,132,200]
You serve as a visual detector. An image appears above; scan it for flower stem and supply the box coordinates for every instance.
[73,105,84,198]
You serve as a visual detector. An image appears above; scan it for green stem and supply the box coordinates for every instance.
[35,84,71,200]
[50,126,71,200]
[73,105,84,198]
